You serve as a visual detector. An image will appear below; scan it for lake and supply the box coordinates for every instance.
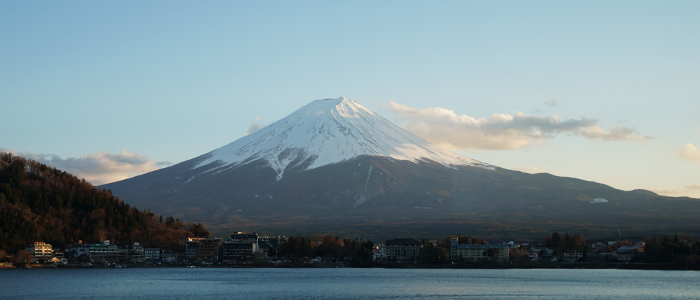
[1,268,699,299]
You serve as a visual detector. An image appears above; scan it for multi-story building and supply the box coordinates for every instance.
[65,243,90,260]
[128,242,145,262]
[385,239,421,262]
[117,248,129,262]
[197,238,223,263]
[186,237,205,261]
[25,242,53,259]
[161,249,174,262]
[87,242,119,262]
[450,238,510,262]
[222,232,259,262]
[145,248,161,261]
[373,244,386,262]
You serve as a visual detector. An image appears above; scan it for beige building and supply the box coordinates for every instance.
[450,238,509,262]
[25,242,53,259]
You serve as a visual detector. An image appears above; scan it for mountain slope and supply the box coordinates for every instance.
[104,97,700,240]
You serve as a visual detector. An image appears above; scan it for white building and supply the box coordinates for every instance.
[373,244,386,261]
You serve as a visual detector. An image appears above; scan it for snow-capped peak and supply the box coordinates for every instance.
[194,97,493,180]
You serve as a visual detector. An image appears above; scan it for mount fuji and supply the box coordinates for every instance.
[104,97,700,239]
[193,97,492,181]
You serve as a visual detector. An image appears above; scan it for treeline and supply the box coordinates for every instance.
[277,235,374,262]
[642,235,700,264]
[539,232,588,253]
[275,234,484,263]
[0,153,208,252]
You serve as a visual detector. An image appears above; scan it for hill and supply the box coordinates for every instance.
[0,153,208,252]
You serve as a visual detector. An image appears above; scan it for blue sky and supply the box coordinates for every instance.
[1,1,699,197]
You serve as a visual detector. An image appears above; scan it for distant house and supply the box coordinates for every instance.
[529,252,538,261]
[373,244,386,262]
[385,239,421,263]
[161,249,174,262]
[563,252,583,262]
[530,247,553,257]
[615,245,644,262]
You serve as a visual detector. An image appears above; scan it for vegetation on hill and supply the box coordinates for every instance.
[0,153,208,253]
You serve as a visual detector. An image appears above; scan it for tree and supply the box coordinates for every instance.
[11,250,34,264]
[551,232,562,253]
[483,248,500,261]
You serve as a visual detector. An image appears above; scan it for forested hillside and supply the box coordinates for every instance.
[0,153,208,252]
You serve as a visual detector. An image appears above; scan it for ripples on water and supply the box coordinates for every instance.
[1,268,699,299]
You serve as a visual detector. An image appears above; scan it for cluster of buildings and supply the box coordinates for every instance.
[506,240,646,263]
[185,232,270,264]
[24,240,175,265]
[371,238,510,263]
[22,232,271,265]
[22,233,649,265]
[370,238,648,264]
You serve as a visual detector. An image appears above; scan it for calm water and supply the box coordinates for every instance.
[1,268,699,299]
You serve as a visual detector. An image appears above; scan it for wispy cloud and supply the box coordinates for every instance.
[544,97,557,107]
[386,101,651,151]
[672,143,700,164]
[649,183,700,198]
[245,116,266,136]
[0,148,166,185]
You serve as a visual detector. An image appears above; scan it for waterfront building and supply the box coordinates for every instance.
[564,252,583,262]
[25,242,53,259]
[145,248,161,261]
[197,238,223,263]
[117,248,129,262]
[373,244,386,262]
[222,232,259,262]
[128,242,145,262]
[450,238,509,262]
[615,244,644,262]
[87,241,119,262]
[385,239,421,263]
[186,237,205,261]
[161,249,174,262]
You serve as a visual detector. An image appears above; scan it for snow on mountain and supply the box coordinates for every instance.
[194,97,493,180]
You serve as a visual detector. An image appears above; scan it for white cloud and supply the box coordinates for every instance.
[386,101,651,151]
[649,183,700,198]
[686,183,700,191]
[672,143,700,164]
[244,116,266,136]
[0,148,165,185]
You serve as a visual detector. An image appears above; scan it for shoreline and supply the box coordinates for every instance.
[3,261,697,271]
